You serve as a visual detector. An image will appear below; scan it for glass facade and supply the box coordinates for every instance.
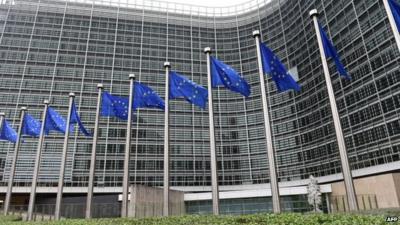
[0,0,399,191]
[186,195,328,214]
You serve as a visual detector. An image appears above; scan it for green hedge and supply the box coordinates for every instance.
[0,215,23,222]
[0,213,389,225]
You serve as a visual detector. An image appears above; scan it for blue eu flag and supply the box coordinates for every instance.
[210,56,251,97]
[44,107,67,134]
[22,113,41,137]
[133,82,165,110]
[259,41,301,92]
[389,0,400,31]
[169,71,208,109]
[101,92,130,120]
[319,22,350,80]
[70,101,91,137]
[0,119,17,143]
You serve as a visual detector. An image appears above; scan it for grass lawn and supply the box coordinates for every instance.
[0,213,391,225]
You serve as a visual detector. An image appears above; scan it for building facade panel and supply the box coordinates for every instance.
[0,0,398,191]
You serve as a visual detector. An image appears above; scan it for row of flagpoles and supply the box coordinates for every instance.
[0,4,399,220]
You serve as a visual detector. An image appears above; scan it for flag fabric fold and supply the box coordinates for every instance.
[44,107,68,134]
[389,0,400,31]
[259,41,301,92]
[70,101,92,137]
[169,71,208,109]
[133,82,165,110]
[210,56,251,97]
[318,22,350,80]
[21,114,41,137]
[101,92,130,120]
[0,119,17,143]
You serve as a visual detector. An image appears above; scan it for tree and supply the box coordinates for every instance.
[307,175,322,212]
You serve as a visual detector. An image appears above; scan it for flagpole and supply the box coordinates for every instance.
[163,62,170,217]
[4,107,26,216]
[55,93,75,220]
[204,47,219,215]
[383,0,400,52]
[0,113,4,133]
[0,112,4,145]
[310,9,359,211]
[4,107,27,216]
[252,30,281,213]
[86,84,103,219]
[27,100,49,221]
[121,74,135,217]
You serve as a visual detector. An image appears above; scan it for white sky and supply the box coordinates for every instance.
[154,0,252,7]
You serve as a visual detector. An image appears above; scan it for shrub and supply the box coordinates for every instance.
[0,215,23,222]
[0,213,389,225]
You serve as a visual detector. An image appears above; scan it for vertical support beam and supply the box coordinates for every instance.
[55,93,75,220]
[27,100,50,221]
[121,74,135,217]
[86,84,103,219]
[163,62,170,217]
[309,9,358,211]
[252,30,281,213]
[234,9,253,182]
[383,0,400,53]
[325,193,331,213]
[4,107,26,215]
[204,47,219,215]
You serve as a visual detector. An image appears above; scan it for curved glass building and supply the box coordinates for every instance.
[0,0,399,215]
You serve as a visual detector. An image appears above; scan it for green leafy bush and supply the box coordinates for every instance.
[0,215,22,222]
[356,208,400,217]
[0,213,389,225]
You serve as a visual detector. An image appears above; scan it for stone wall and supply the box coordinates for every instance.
[128,185,185,218]
[330,172,400,211]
